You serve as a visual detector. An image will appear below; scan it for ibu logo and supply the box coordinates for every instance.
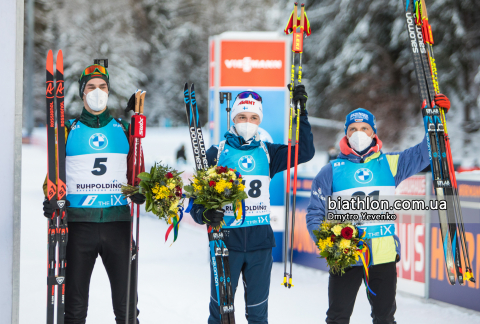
[238,155,255,172]
[354,168,373,184]
[89,133,108,150]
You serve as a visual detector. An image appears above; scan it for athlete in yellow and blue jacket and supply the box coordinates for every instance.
[306,93,450,324]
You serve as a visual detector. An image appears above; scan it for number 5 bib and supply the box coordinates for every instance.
[217,141,271,228]
[65,119,130,208]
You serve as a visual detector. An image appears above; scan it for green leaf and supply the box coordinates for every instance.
[137,172,151,181]
[139,181,151,192]
[145,191,153,212]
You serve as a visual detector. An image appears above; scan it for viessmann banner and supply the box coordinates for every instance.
[220,41,285,88]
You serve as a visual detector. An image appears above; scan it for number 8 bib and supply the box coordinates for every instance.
[217,141,271,228]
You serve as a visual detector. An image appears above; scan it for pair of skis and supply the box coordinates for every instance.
[183,83,235,323]
[402,0,475,285]
[125,90,147,323]
[45,50,68,324]
[282,2,311,289]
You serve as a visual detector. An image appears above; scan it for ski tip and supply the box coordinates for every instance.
[46,50,53,73]
[184,82,188,89]
[56,50,64,74]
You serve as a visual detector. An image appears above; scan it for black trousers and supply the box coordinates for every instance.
[326,262,397,324]
[64,222,139,324]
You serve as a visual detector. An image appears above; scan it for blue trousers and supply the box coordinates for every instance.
[208,249,273,324]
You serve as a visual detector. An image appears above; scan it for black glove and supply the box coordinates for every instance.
[202,209,224,227]
[130,192,146,205]
[291,84,308,115]
[43,198,70,218]
[124,93,136,115]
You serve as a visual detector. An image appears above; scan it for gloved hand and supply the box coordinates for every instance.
[291,84,308,115]
[202,209,224,227]
[43,198,70,218]
[130,192,146,205]
[434,93,450,112]
[124,92,136,114]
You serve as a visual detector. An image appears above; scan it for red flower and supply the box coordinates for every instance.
[175,186,182,197]
[330,234,336,242]
[229,179,234,183]
[209,181,216,187]
[166,172,173,179]
[218,166,228,174]
[341,227,354,240]
[230,168,235,172]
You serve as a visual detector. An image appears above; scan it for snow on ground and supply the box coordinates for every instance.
[20,127,480,323]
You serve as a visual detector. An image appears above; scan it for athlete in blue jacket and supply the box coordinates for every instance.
[190,87,315,324]
[306,94,450,324]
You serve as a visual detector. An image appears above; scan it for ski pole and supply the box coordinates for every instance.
[289,3,305,288]
[132,91,146,321]
[283,2,308,289]
[282,2,297,289]
[126,89,142,324]
[220,92,232,130]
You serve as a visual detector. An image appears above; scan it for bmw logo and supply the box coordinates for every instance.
[238,155,255,172]
[354,168,373,184]
[89,133,108,150]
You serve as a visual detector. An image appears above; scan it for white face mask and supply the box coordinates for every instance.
[348,131,374,152]
[235,122,259,140]
[84,88,108,112]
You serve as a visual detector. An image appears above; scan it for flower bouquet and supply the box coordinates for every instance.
[313,221,368,275]
[121,163,184,242]
[183,165,248,230]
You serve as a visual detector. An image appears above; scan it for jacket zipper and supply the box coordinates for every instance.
[97,116,100,128]
[100,208,103,221]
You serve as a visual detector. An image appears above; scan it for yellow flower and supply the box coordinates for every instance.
[238,183,246,191]
[338,239,351,249]
[325,239,333,248]
[192,179,202,191]
[169,199,180,212]
[332,225,342,236]
[207,167,216,175]
[154,186,170,200]
[215,179,232,193]
[227,170,236,180]
[167,182,175,190]
[321,222,331,230]
[317,239,326,251]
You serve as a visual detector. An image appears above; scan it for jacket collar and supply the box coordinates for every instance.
[79,107,113,128]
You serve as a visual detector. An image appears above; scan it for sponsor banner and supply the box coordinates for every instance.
[209,39,215,88]
[292,179,329,271]
[220,41,286,87]
[395,211,426,297]
[395,174,426,195]
[428,180,480,311]
[68,193,127,208]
